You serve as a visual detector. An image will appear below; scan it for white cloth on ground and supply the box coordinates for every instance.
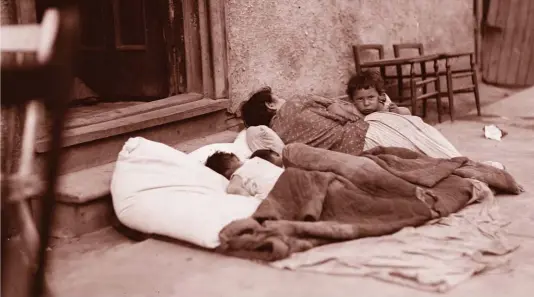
[271,179,519,292]
[231,157,284,200]
[363,112,462,159]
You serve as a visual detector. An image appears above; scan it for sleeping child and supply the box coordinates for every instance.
[327,69,411,119]
[205,149,283,199]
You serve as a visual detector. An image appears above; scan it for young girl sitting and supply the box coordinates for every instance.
[205,149,283,199]
[346,69,412,116]
[326,69,411,119]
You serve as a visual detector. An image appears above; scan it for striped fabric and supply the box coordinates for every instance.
[364,112,462,159]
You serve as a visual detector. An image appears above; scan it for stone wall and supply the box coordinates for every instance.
[225,0,474,112]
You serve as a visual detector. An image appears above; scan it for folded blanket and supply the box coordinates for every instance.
[217,144,522,261]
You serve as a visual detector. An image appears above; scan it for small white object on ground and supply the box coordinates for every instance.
[483,124,504,141]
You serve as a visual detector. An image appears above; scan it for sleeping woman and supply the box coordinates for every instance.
[240,79,462,159]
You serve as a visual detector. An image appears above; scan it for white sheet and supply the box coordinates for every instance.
[111,137,260,249]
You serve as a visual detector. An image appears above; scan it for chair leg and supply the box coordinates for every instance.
[435,78,443,124]
[410,79,417,117]
[433,60,442,123]
[472,70,482,116]
[422,98,427,118]
[396,65,403,100]
[446,70,455,121]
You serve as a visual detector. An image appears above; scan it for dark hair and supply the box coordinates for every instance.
[205,151,238,178]
[240,87,276,127]
[250,149,278,163]
[346,69,386,100]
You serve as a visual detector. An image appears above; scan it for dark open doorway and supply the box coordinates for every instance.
[36,0,179,102]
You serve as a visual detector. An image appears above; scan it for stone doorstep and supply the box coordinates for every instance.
[35,98,229,153]
[34,99,233,175]
[48,130,239,238]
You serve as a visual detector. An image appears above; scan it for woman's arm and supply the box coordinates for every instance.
[327,101,363,121]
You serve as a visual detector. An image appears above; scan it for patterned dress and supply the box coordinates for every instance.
[270,96,369,156]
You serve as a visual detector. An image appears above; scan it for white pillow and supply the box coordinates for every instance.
[188,130,253,164]
[111,137,260,248]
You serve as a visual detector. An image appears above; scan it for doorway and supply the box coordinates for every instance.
[37,0,174,101]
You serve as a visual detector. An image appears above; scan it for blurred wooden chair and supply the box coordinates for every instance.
[393,43,481,121]
[1,6,79,297]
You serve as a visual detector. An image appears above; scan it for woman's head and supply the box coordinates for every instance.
[346,70,387,115]
[240,87,286,127]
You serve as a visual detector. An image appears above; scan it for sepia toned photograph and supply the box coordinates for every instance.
[1,0,533,296]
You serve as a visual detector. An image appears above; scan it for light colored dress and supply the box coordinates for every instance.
[231,157,284,200]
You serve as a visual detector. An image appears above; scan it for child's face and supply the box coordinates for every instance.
[224,156,243,179]
[352,87,381,115]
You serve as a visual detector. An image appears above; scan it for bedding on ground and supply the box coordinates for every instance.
[111,137,260,249]
[217,143,522,261]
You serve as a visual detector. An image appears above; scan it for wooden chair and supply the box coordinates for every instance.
[352,44,402,101]
[393,43,426,100]
[440,52,481,121]
[407,56,444,123]
[352,44,385,76]
[393,43,481,121]
[1,6,79,297]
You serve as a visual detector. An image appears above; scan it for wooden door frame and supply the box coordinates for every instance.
[167,0,229,99]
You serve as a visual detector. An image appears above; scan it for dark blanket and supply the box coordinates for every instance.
[217,144,522,261]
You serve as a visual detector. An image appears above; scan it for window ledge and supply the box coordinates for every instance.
[35,94,229,153]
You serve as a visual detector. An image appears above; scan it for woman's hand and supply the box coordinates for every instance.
[327,101,362,121]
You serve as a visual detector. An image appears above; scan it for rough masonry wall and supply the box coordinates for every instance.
[225,0,474,112]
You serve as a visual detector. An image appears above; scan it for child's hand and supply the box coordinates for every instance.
[387,103,401,114]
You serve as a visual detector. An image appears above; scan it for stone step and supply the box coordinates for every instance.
[35,98,230,174]
[45,130,239,239]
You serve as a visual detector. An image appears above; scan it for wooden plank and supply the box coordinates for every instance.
[198,0,214,98]
[475,0,483,66]
[485,0,510,83]
[514,0,534,86]
[35,99,229,152]
[496,0,521,83]
[504,0,530,85]
[162,0,181,94]
[524,3,534,85]
[62,93,202,129]
[208,0,229,99]
[182,0,203,93]
[35,109,228,174]
[485,0,500,26]
[482,0,500,80]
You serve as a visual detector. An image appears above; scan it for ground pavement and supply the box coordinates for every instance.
[46,87,534,297]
